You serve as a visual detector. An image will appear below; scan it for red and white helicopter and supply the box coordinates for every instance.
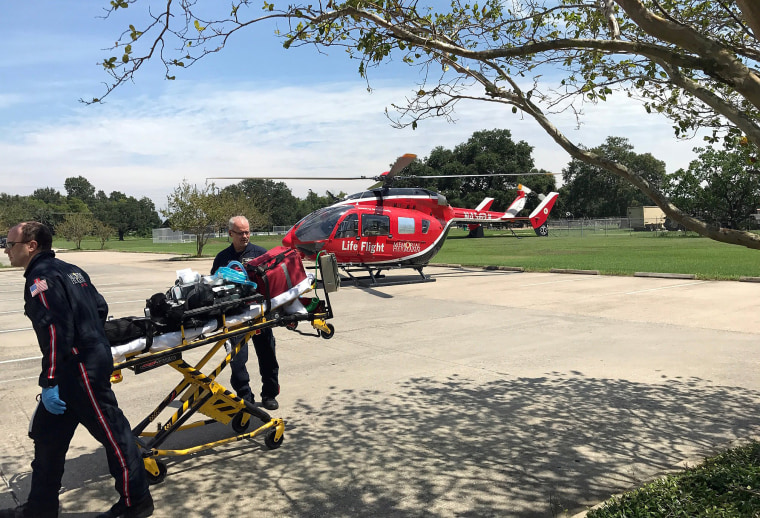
[218,154,559,285]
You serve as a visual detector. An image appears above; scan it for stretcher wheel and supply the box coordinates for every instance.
[264,429,283,450]
[146,460,167,485]
[319,323,335,340]
[231,411,251,433]
[285,321,298,331]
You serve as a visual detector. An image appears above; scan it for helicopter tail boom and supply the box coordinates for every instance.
[527,192,559,235]
[474,197,495,211]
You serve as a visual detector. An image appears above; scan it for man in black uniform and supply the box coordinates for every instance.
[0,222,153,518]
[211,215,280,410]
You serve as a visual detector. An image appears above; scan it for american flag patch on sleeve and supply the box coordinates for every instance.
[30,279,48,297]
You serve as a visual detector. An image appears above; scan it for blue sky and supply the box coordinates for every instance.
[1,2,706,210]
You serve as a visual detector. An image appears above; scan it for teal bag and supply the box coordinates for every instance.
[216,261,257,288]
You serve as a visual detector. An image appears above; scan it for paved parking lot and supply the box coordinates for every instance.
[0,250,758,516]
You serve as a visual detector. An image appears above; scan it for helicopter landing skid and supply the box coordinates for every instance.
[341,266,436,287]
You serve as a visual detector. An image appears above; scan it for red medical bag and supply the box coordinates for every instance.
[244,246,308,305]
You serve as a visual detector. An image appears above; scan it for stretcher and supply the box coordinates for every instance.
[110,252,339,484]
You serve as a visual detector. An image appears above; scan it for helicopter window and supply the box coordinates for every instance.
[294,205,352,242]
[361,214,391,237]
[335,213,359,238]
[421,219,430,234]
[398,217,415,235]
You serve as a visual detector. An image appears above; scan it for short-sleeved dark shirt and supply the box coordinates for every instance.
[211,242,268,275]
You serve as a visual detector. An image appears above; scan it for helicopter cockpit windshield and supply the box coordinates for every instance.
[294,205,352,242]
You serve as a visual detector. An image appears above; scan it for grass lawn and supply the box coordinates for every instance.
[436,229,760,280]
[43,229,760,280]
[47,235,285,258]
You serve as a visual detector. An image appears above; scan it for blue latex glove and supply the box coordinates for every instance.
[41,386,67,415]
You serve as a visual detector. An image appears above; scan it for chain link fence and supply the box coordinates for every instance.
[152,228,196,243]
[271,226,292,235]
[547,217,670,236]
[152,228,230,243]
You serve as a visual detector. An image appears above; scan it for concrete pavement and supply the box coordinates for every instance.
[0,251,758,516]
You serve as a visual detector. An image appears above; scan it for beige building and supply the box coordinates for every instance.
[627,206,666,230]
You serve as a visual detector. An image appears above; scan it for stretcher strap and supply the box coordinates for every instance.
[140,321,155,354]
[279,263,293,290]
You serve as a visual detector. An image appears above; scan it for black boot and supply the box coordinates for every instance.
[96,493,153,518]
[0,503,57,518]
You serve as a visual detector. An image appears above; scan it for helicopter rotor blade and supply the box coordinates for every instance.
[394,172,561,180]
[378,153,417,187]
[209,153,419,189]
[388,153,418,176]
[208,156,561,184]
[207,175,379,181]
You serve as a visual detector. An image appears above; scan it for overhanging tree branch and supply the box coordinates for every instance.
[91,0,760,248]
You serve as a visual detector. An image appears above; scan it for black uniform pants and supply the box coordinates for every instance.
[27,345,148,513]
[230,328,279,400]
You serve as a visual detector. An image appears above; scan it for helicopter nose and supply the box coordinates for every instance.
[282,229,320,257]
[294,240,322,257]
[282,230,294,249]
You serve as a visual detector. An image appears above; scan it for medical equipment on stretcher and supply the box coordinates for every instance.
[109,272,316,364]
[106,252,339,484]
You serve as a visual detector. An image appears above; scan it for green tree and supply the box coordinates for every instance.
[92,220,115,249]
[97,193,130,240]
[56,213,94,250]
[96,1,760,249]
[0,194,64,232]
[135,197,162,236]
[66,198,91,215]
[667,142,760,229]
[397,129,556,213]
[217,189,268,235]
[221,179,295,231]
[0,194,30,231]
[92,191,162,240]
[162,180,245,257]
[32,188,65,206]
[64,176,96,208]
[29,188,69,229]
[561,137,667,218]
[298,191,334,218]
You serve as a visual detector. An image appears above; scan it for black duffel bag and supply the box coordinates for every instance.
[104,316,153,346]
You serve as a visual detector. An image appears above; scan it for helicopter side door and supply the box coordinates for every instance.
[333,212,363,263]
[359,213,393,262]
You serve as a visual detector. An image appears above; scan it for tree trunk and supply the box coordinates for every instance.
[737,0,760,42]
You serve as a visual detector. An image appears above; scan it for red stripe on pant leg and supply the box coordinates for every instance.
[77,363,132,506]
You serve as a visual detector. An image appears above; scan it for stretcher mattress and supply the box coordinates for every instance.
[111,273,314,364]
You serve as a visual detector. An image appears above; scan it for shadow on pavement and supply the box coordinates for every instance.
[5,373,757,517]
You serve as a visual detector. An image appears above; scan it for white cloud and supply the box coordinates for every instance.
[0,79,702,210]
[0,94,24,110]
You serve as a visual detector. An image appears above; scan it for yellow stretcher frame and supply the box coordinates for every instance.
[111,276,336,484]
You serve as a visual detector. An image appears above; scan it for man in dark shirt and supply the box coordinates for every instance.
[0,222,153,518]
[211,216,280,410]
